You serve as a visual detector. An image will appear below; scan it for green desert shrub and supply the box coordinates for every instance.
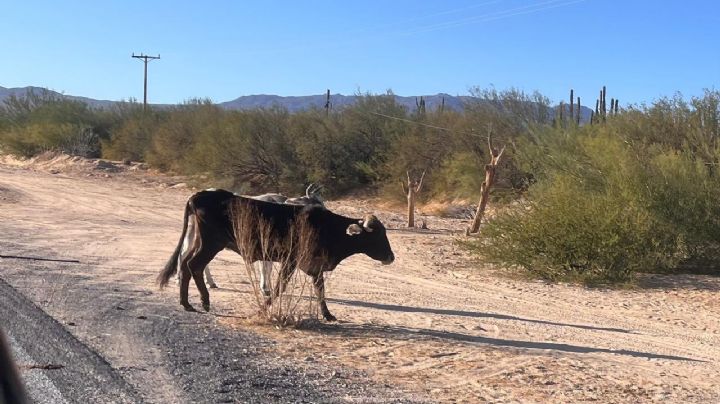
[642,150,720,270]
[431,152,485,200]
[144,100,222,173]
[473,128,681,283]
[100,102,159,161]
[0,91,106,157]
[0,122,98,157]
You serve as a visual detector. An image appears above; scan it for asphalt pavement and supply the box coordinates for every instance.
[0,277,141,403]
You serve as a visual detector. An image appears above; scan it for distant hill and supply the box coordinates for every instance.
[0,86,469,112]
[0,85,593,122]
[0,85,117,109]
[218,93,468,113]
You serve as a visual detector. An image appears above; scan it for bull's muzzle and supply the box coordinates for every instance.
[381,253,395,265]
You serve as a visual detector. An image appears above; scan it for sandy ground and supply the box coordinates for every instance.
[1,153,720,403]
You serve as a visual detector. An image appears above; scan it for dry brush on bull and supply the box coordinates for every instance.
[231,203,322,325]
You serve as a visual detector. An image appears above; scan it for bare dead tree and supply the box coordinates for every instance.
[467,134,506,234]
[401,169,426,228]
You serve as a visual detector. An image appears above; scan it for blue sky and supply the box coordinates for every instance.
[1,1,718,106]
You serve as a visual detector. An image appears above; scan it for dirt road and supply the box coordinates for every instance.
[1,155,719,403]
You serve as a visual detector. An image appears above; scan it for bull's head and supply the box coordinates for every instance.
[345,214,395,265]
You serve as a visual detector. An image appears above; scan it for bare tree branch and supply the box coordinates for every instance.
[496,145,506,161]
[467,135,506,235]
[415,169,427,193]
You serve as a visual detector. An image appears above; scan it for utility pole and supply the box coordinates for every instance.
[131,53,160,111]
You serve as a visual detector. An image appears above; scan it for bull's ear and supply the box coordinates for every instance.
[346,223,363,236]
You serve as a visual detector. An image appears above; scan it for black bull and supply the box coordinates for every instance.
[158,189,395,321]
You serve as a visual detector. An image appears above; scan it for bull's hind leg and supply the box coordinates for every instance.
[179,264,195,312]
[181,265,218,288]
[178,217,198,311]
[204,266,218,289]
[188,244,223,312]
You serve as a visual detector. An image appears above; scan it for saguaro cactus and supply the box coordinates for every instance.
[324,89,331,117]
[576,96,581,125]
[594,99,599,124]
[415,96,426,117]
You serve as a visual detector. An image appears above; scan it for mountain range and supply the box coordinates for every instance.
[0,85,593,122]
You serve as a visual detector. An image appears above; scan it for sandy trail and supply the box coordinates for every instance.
[1,156,719,403]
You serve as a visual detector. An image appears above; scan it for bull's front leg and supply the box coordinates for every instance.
[312,272,336,322]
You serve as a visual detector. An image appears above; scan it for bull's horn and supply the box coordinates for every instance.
[307,183,323,197]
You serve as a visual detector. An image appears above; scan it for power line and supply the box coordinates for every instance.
[131,53,160,111]
[399,0,586,36]
[370,111,483,138]
[370,111,455,132]
[239,0,584,57]
[372,106,542,142]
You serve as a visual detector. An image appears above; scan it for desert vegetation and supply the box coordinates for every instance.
[474,91,720,282]
[2,87,719,283]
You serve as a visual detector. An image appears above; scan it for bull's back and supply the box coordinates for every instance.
[232,196,298,236]
[189,189,236,241]
[232,197,317,261]
[189,190,326,260]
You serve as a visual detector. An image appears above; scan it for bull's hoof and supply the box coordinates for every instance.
[261,289,271,298]
[182,304,196,312]
[202,302,210,312]
[323,313,337,322]
[207,283,218,289]
[264,297,272,307]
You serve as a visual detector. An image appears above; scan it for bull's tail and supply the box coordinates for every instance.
[158,200,192,288]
